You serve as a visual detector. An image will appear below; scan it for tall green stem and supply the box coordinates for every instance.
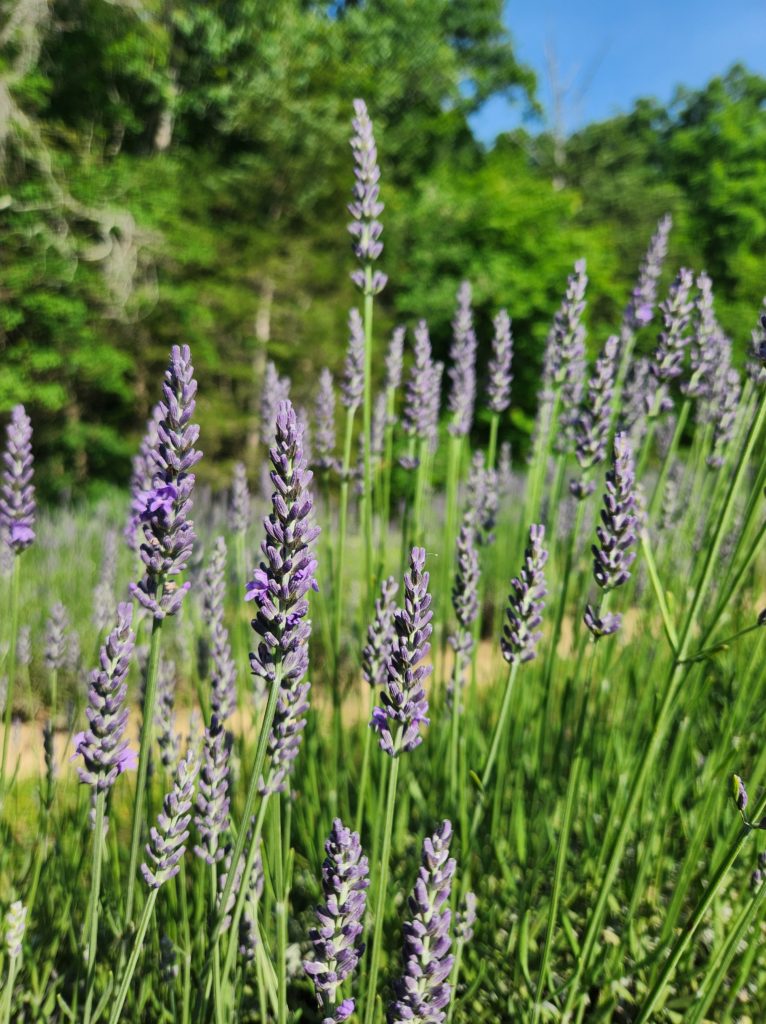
[83,789,107,1024]
[362,270,375,604]
[469,661,519,841]
[0,554,20,792]
[487,413,500,471]
[363,755,400,1024]
[108,889,158,1024]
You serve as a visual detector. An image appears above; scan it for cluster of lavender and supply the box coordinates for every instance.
[682,272,721,400]
[304,819,369,1022]
[584,433,638,638]
[389,821,455,1024]
[73,603,136,793]
[0,404,35,553]
[447,519,480,710]
[400,322,442,468]
[466,452,498,546]
[348,98,386,294]
[260,362,291,446]
[501,525,548,665]
[131,345,202,620]
[314,369,337,473]
[342,309,365,411]
[246,401,319,794]
[386,326,405,395]
[228,462,250,534]
[125,404,162,551]
[623,214,672,332]
[620,357,655,445]
[194,714,231,865]
[201,537,237,723]
[486,309,513,414]
[447,281,478,436]
[648,268,694,415]
[44,603,69,672]
[546,260,588,447]
[371,547,432,756]
[707,369,742,469]
[141,747,200,889]
[362,576,398,688]
[570,335,619,498]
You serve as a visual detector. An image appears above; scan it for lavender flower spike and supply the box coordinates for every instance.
[447,281,478,436]
[371,547,432,756]
[552,260,588,447]
[125,404,162,552]
[448,518,480,710]
[649,268,694,410]
[260,361,291,446]
[304,818,369,1022]
[682,272,721,400]
[73,603,136,792]
[389,820,456,1024]
[342,309,365,410]
[501,525,548,665]
[362,576,398,688]
[487,309,513,414]
[707,368,741,470]
[141,746,200,889]
[624,214,672,331]
[571,334,619,499]
[401,321,438,468]
[194,714,231,865]
[44,602,69,671]
[202,537,237,723]
[386,326,405,393]
[245,400,319,795]
[348,99,387,295]
[591,432,638,592]
[229,462,250,534]
[4,900,27,958]
[0,404,35,553]
[314,369,337,472]
[131,344,202,620]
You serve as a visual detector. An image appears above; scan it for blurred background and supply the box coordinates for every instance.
[0,0,764,497]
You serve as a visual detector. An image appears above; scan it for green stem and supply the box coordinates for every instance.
[639,530,678,652]
[469,661,519,842]
[355,689,376,833]
[487,413,500,471]
[210,863,224,1024]
[647,397,691,521]
[362,271,375,605]
[2,954,19,1024]
[333,407,357,680]
[0,554,20,793]
[124,614,164,928]
[83,789,107,1024]
[363,754,400,1024]
[108,888,158,1024]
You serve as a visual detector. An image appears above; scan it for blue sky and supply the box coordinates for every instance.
[471,0,766,142]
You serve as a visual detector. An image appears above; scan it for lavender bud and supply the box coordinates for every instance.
[229,462,250,534]
[202,537,237,723]
[750,312,766,385]
[623,214,672,331]
[466,451,498,546]
[591,433,638,592]
[4,900,27,958]
[487,309,513,414]
[44,603,69,671]
[125,404,162,552]
[17,626,31,668]
[389,821,455,1024]
[239,841,264,961]
[73,604,136,791]
[260,361,291,446]
[548,260,588,447]
[498,442,513,496]
[649,269,694,412]
[401,322,439,460]
[571,335,619,497]
[707,369,741,470]
[682,272,721,399]
[448,519,480,712]
[386,326,405,393]
[131,345,202,620]
[0,405,35,554]
[342,310,365,410]
[304,819,369,1015]
[501,525,548,665]
[155,659,180,770]
[362,576,398,689]
[456,891,477,943]
[160,935,179,983]
[141,747,200,889]
[447,281,478,437]
[65,630,82,675]
[348,99,387,294]
[245,401,319,795]
[733,774,749,813]
[313,369,337,472]
[583,605,622,638]
[194,714,231,864]
[371,392,387,463]
[371,547,432,757]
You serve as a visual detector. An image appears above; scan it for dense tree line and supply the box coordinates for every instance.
[0,0,764,494]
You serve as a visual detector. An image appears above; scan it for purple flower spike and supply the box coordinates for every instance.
[386,326,405,393]
[229,462,250,535]
[549,260,588,448]
[348,99,387,295]
[456,891,477,943]
[342,309,365,410]
[501,525,548,666]
[649,268,694,412]
[624,214,672,332]
[44,602,69,672]
[447,281,478,437]
[487,309,514,415]
[246,400,319,794]
[141,746,199,889]
[707,369,741,470]
[591,432,637,594]
[202,537,237,723]
[571,334,619,498]
[155,658,180,769]
[304,818,369,1017]
[314,369,337,472]
[194,714,231,865]
[448,518,480,711]
[371,547,432,756]
[401,322,441,467]
[362,576,398,688]
[73,603,136,792]
[467,451,498,547]
[683,272,722,400]
[260,361,291,446]
[125,404,162,552]
[388,820,456,1024]
[131,344,202,620]
[583,605,622,638]
[0,404,35,554]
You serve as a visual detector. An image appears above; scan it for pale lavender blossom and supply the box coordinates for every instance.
[194,714,231,865]
[487,309,513,414]
[125,404,162,552]
[348,99,387,294]
[501,525,548,665]
[447,282,478,436]
[362,576,398,689]
[202,537,237,723]
[342,310,365,410]
[623,214,672,331]
[386,326,405,393]
[229,462,250,534]
[314,369,337,472]
[0,405,35,554]
[571,335,619,498]
[44,603,69,672]
[141,747,200,889]
[260,361,291,446]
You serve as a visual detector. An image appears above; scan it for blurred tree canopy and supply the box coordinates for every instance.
[0,0,764,495]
